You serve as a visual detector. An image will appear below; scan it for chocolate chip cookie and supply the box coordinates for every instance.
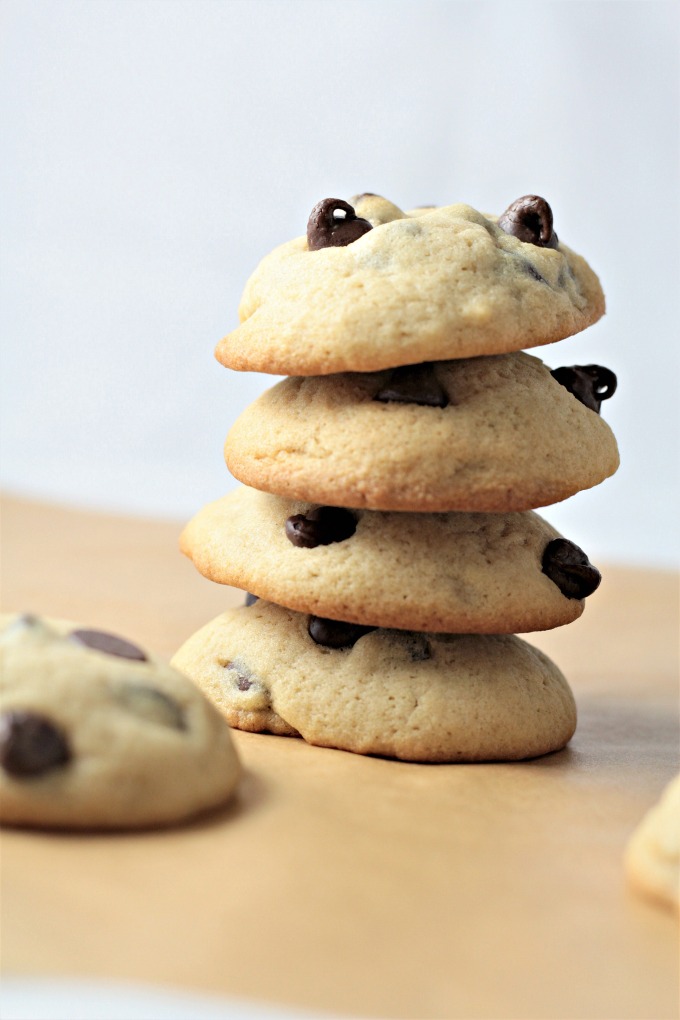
[171,600,577,762]
[625,773,680,912]
[0,614,241,829]
[180,487,601,633]
[216,195,605,376]
[224,351,619,512]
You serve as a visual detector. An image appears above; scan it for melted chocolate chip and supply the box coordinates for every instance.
[498,195,558,249]
[307,198,372,251]
[374,364,450,408]
[402,634,432,662]
[308,616,375,650]
[285,506,357,548]
[223,660,256,691]
[244,593,258,607]
[551,365,617,414]
[69,629,147,662]
[542,539,601,600]
[0,710,71,777]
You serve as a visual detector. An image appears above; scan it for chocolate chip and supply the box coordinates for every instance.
[222,659,254,690]
[69,629,147,662]
[221,660,270,709]
[285,506,357,548]
[307,198,372,251]
[0,710,71,777]
[498,195,559,249]
[308,616,375,649]
[244,593,259,607]
[551,365,617,414]
[374,363,450,408]
[117,685,186,730]
[542,539,601,600]
[402,634,432,661]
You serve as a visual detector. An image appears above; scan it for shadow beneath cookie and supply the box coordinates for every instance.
[7,767,270,841]
[181,766,270,832]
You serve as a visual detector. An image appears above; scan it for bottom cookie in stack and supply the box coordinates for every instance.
[171,599,576,763]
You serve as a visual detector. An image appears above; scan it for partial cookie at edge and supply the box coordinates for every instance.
[0,614,241,829]
[625,773,680,911]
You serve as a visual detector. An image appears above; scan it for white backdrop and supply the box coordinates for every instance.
[1,0,678,567]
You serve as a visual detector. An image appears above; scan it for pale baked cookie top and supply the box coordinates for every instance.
[181,487,602,634]
[216,194,605,376]
[0,615,241,829]
[225,352,619,513]
[171,600,577,763]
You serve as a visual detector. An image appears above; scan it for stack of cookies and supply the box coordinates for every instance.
[173,193,619,762]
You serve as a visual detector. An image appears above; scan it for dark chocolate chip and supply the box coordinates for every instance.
[69,629,147,662]
[374,363,450,408]
[223,660,255,691]
[542,539,601,600]
[0,710,71,777]
[285,506,357,548]
[550,365,617,414]
[117,684,186,730]
[307,198,372,251]
[498,195,559,249]
[402,634,432,662]
[244,593,259,607]
[308,616,375,650]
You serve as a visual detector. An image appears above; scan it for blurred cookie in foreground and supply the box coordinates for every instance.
[625,774,680,911]
[0,614,241,830]
[171,600,577,763]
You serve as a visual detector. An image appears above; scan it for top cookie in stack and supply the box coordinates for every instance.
[173,193,618,763]
[216,193,605,375]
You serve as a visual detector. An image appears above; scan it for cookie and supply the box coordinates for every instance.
[181,486,601,633]
[215,195,605,376]
[625,774,680,911]
[0,614,241,829]
[224,352,619,512]
[170,600,577,762]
